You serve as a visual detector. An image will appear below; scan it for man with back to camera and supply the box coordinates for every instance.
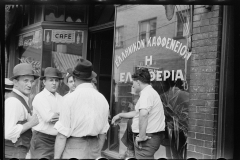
[54,58,109,159]
[112,68,165,159]
[30,67,64,159]
[5,63,39,158]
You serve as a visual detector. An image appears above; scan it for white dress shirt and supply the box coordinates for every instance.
[54,83,110,138]
[32,88,63,135]
[132,85,165,133]
[5,88,30,143]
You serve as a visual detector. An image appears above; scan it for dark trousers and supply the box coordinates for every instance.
[121,118,134,150]
[5,140,28,159]
[133,131,165,159]
[30,130,56,159]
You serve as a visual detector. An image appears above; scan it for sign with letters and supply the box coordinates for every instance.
[52,30,75,43]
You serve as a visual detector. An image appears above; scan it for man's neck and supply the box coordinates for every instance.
[140,83,149,91]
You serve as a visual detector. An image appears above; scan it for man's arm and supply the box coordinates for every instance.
[54,132,67,159]
[111,111,137,125]
[21,114,39,134]
[98,133,107,151]
[138,109,149,139]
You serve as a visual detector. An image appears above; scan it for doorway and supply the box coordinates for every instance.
[87,28,114,105]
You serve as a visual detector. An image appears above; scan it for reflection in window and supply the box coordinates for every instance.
[22,5,30,27]
[45,5,64,22]
[35,5,43,23]
[65,5,86,23]
[115,26,124,48]
[176,10,190,37]
[139,18,157,42]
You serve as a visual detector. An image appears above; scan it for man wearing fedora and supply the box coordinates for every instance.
[30,67,64,159]
[5,63,39,158]
[54,58,109,159]
[63,68,76,97]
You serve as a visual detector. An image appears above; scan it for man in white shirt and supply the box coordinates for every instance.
[63,68,76,97]
[112,68,165,159]
[5,63,39,159]
[54,58,109,159]
[30,67,64,159]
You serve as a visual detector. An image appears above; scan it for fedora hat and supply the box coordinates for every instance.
[10,63,40,81]
[64,68,73,85]
[69,58,97,80]
[5,78,13,91]
[40,67,63,80]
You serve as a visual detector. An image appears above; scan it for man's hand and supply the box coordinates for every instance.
[27,114,39,126]
[135,135,151,148]
[50,113,59,124]
[111,114,121,125]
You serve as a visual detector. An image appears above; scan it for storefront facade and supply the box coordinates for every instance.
[5,4,235,159]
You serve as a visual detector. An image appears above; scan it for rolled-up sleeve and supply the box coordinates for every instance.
[138,92,153,113]
[5,98,24,143]
[54,99,71,137]
[32,96,54,122]
[99,103,110,134]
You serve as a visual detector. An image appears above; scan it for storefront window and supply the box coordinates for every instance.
[45,5,65,22]
[18,30,42,110]
[65,5,87,23]
[108,5,191,158]
[42,29,84,96]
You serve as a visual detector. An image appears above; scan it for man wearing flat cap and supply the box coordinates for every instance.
[54,58,110,159]
[5,63,39,158]
[30,67,64,159]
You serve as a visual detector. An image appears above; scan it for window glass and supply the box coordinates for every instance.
[22,5,30,27]
[29,6,35,25]
[110,5,191,158]
[18,30,42,110]
[45,5,65,22]
[115,26,124,48]
[42,29,84,96]
[65,5,86,23]
[35,5,43,23]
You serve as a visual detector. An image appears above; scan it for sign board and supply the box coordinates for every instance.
[52,30,75,43]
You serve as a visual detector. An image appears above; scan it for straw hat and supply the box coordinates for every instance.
[5,78,13,91]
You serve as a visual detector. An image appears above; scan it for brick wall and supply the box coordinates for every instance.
[187,5,223,159]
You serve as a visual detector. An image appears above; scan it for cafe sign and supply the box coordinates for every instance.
[52,30,75,43]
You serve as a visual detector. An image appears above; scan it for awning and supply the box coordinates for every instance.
[52,51,82,73]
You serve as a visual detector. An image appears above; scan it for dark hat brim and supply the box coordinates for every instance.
[10,74,40,81]
[69,70,97,80]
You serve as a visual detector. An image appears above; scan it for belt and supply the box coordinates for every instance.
[70,135,98,139]
[33,130,56,138]
[133,131,165,136]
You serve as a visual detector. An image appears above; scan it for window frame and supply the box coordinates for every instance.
[174,9,190,40]
[138,17,157,44]
[115,25,124,49]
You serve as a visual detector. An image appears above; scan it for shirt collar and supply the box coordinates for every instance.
[12,88,29,104]
[75,83,94,90]
[43,88,58,97]
[140,84,152,95]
